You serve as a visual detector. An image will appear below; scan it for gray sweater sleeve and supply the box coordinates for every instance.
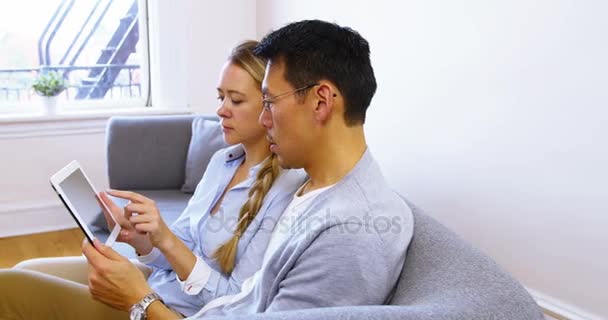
[266,223,394,312]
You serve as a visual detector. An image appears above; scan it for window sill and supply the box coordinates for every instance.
[0,107,193,123]
[0,107,193,139]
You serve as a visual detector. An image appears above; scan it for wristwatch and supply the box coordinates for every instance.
[129,292,163,320]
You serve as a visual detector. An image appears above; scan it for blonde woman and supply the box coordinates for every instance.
[108,40,306,316]
[0,41,306,319]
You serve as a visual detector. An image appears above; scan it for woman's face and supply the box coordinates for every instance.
[216,61,266,146]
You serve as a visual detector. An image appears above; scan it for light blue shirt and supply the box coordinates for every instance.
[140,145,306,316]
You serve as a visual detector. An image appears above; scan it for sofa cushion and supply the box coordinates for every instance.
[181,118,227,193]
[106,115,195,190]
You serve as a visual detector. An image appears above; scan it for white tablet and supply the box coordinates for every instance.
[50,160,120,246]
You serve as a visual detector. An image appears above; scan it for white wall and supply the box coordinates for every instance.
[256,0,608,319]
[149,0,256,114]
[185,0,257,114]
[0,120,108,236]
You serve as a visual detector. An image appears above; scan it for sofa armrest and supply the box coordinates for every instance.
[203,304,542,320]
[202,306,461,320]
[106,115,197,190]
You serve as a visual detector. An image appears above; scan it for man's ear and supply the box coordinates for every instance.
[313,83,337,123]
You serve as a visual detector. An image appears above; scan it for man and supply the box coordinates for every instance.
[83,19,413,319]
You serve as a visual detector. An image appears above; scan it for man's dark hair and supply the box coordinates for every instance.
[254,20,377,126]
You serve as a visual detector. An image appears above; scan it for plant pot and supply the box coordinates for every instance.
[40,96,59,115]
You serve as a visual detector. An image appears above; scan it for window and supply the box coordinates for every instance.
[0,0,150,113]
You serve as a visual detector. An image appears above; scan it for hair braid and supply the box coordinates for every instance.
[213,154,280,274]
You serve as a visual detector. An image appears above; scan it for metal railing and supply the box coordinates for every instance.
[0,64,141,102]
[1,0,141,104]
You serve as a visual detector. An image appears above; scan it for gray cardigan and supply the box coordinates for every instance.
[191,149,414,318]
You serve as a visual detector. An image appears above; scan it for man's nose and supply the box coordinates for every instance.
[259,108,272,129]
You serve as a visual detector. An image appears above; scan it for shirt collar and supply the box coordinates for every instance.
[223,144,246,163]
[223,144,267,180]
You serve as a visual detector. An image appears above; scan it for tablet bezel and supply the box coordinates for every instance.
[50,160,121,246]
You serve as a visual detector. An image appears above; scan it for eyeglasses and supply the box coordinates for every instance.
[262,83,319,111]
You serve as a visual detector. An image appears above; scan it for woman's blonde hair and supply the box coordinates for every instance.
[213,40,280,274]
[226,40,266,85]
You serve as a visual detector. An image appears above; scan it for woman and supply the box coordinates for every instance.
[0,41,306,319]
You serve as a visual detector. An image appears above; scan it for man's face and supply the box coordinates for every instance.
[259,59,316,169]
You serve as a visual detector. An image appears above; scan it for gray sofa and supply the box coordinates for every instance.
[105,115,544,319]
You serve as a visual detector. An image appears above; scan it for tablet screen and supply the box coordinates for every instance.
[57,168,110,243]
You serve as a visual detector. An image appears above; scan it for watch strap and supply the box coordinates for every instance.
[134,292,163,319]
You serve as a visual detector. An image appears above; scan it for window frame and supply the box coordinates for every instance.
[0,0,152,116]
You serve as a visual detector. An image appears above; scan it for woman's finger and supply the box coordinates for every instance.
[95,194,115,229]
[115,215,135,230]
[124,203,155,226]
[98,192,135,229]
[123,201,146,222]
[99,192,122,215]
[128,213,156,225]
[124,203,149,216]
[133,222,157,234]
[107,189,151,204]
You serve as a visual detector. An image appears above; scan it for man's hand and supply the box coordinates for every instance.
[82,239,152,311]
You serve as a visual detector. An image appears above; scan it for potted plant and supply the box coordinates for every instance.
[32,71,67,115]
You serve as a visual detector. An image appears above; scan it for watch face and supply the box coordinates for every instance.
[130,306,144,320]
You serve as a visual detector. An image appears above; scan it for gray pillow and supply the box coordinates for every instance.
[181,118,227,193]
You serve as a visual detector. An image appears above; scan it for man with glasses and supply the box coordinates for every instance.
[82,19,414,319]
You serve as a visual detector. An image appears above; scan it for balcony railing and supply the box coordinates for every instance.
[0,0,142,104]
[0,64,141,102]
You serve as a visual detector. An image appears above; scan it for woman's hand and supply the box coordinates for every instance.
[106,189,175,252]
[97,191,153,255]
